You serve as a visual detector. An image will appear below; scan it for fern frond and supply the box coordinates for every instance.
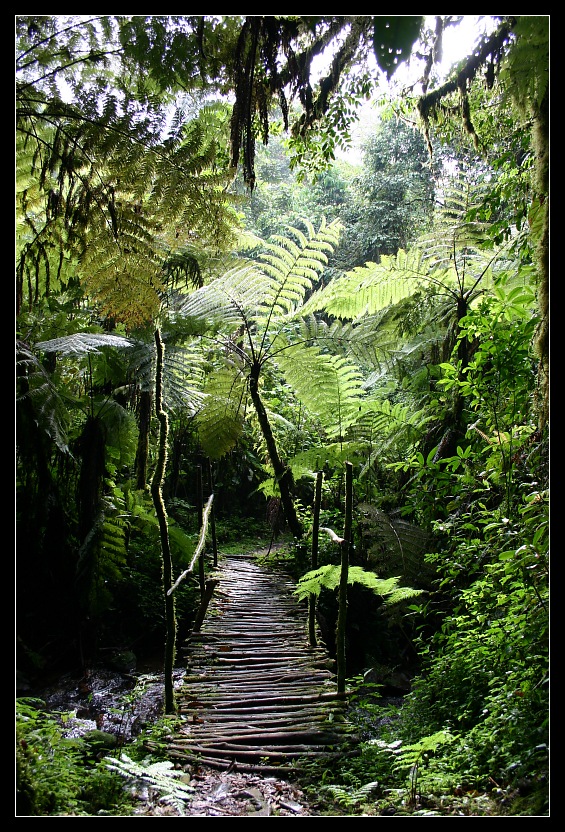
[98,507,128,574]
[276,345,365,439]
[287,443,360,481]
[105,753,195,814]
[160,343,206,415]
[35,332,133,355]
[301,249,429,321]
[16,340,71,453]
[195,366,247,459]
[357,504,432,582]
[177,219,342,336]
[353,398,429,441]
[294,564,423,603]
[177,264,269,326]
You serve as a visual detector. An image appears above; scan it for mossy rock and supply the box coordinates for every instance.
[83,729,117,751]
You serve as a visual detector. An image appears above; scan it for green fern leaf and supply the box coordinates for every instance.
[35,332,133,355]
[277,345,365,439]
[196,367,247,458]
[302,249,428,321]
[105,752,195,812]
[294,564,421,603]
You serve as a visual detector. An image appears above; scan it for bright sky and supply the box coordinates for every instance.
[334,16,500,165]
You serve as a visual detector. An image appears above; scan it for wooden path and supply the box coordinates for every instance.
[161,555,359,775]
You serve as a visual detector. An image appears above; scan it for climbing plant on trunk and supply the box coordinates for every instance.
[150,328,176,715]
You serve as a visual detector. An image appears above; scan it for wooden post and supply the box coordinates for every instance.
[150,328,176,714]
[192,578,220,632]
[208,459,218,568]
[308,471,323,647]
[336,461,353,694]
[196,465,205,597]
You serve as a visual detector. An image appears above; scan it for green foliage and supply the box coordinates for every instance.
[500,16,549,115]
[302,248,429,321]
[295,563,424,605]
[104,753,195,814]
[16,699,132,816]
[396,485,548,787]
[379,729,457,802]
[196,367,247,459]
[277,346,365,440]
[16,16,549,816]
[17,20,239,327]
[177,218,344,469]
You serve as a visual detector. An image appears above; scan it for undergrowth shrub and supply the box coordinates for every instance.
[16,699,132,816]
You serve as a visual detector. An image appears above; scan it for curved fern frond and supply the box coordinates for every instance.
[35,332,133,355]
[195,366,248,459]
[353,398,429,440]
[277,345,365,439]
[301,248,432,321]
[160,343,206,416]
[176,218,342,345]
[177,264,271,328]
[16,340,71,454]
[357,504,432,584]
[294,564,424,604]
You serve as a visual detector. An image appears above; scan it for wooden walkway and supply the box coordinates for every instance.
[162,555,359,775]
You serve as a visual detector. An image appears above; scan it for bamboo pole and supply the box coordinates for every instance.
[196,465,205,597]
[336,461,353,694]
[308,471,323,646]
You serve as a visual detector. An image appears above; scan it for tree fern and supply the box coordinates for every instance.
[177,218,343,325]
[175,218,344,538]
[351,398,431,465]
[287,442,362,483]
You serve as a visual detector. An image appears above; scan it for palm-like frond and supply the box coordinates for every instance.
[301,248,432,321]
[294,564,423,604]
[16,82,238,326]
[16,340,71,454]
[176,218,343,334]
[195,366,248,459]
[35,332,133,355]
[276,345,365,440]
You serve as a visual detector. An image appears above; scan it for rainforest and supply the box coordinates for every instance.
[16,15,549,817]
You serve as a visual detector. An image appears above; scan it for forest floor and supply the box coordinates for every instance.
[126,766,321,817]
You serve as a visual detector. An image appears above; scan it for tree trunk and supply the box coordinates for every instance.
[248,361,303,540]
[150,328,177,715]
[532,85,549,433]
[308,471,323,646]
[336,461,353,694]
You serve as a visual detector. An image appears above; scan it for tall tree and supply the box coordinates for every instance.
[339,116,437,267]
[175,219,351,540]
